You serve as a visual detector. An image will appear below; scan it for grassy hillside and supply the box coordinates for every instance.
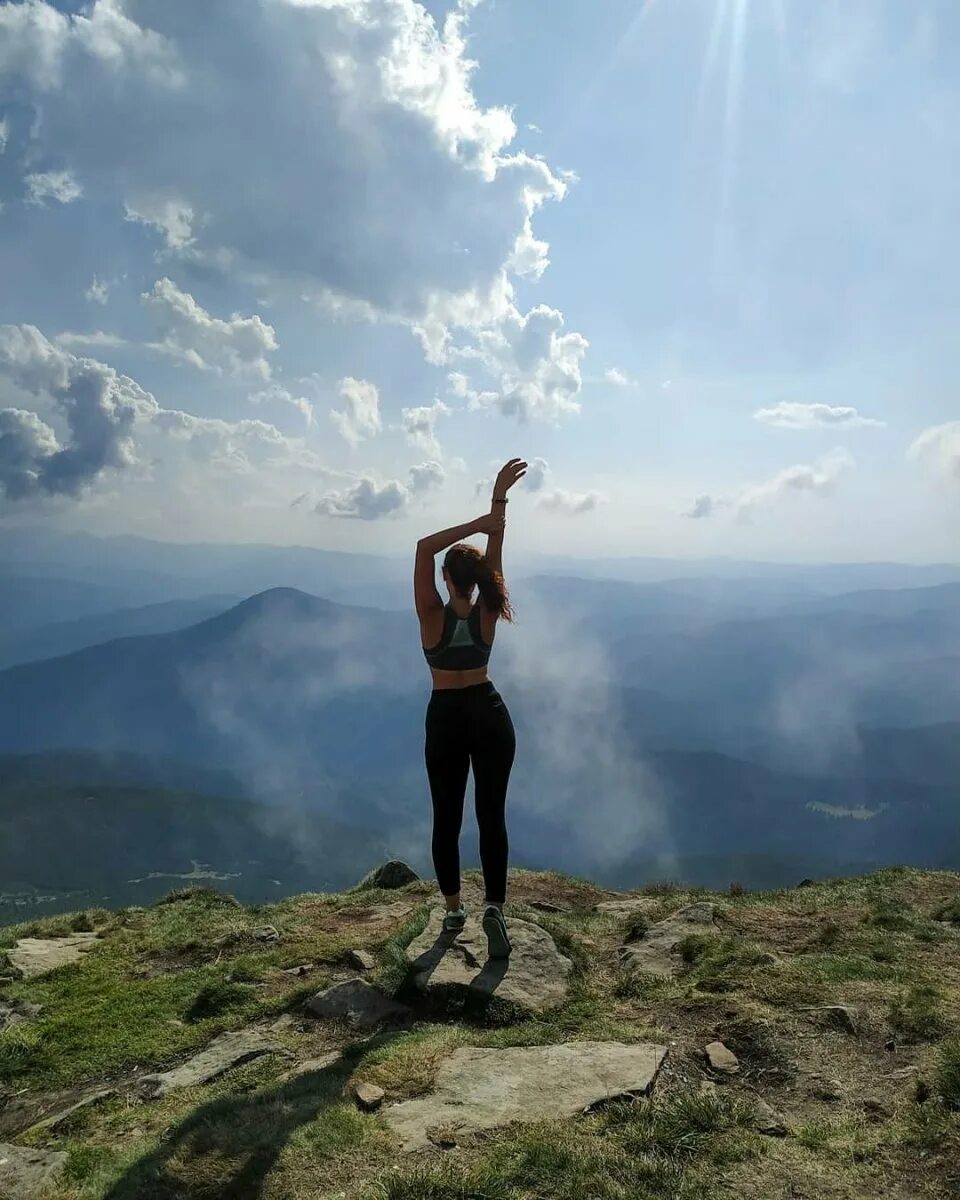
[1,866,959,1198]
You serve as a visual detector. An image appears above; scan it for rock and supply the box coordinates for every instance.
[0,999,42,1033]
[354,1081,385,1111]
[405,908,572,1013]
[704,1041,740,1074]
[529,900,567,913]
[348,948,376,971]
[754,1097,789,1136]
[800,1004,860,1036]
[810,1076,843,1102]
[357,861,419,891]
[135,1030,276,1100]
[797,878,815,888]
[24,1089,116,1136]
[862,1096,889,1120]
[382,1040,668,1151]
[889,1065,919,1080]
[253,925,280,943]
[592,897,658,918]
[7,934,99,980]
[0,1144,67,1199]
[618,903,716,977]
[282,963,315,976]
[305,979,411,1030]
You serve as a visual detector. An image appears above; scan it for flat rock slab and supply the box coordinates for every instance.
[0,1143,67,1199]
[135,1030,275,1100]
[618,903,716,977]
[0,999,42,1033]
[593,898,659,918]
[305,979,411,1030]
[382,1040,668,1151]
[8,934,99,980]
[405,909,572,1013]
[319,901,414,934]
[24,1089,116,1137]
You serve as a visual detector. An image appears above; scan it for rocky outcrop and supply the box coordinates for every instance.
[0,999,41,1033]
[618,903,716,976]
[7,934,99,980]
[0,1144,67,1199]
[382,1040,668,1151]
[305,979,411,1030]
[404,908,572,1013]
[135,1030,276,1100]
[356,861,420,890]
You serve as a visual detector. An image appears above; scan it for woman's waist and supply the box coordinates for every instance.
[429,669,495,696]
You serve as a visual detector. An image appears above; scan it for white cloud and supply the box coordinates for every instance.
[686,448,855,520]
[0,115,9,154]
[249,383,314,428]
[85,275,111,305]
[142,278,277,378]
[523,455,549,492]
[604,367,635,387]
[124,197,195,251]
[55,331,129,350]
[453,304,588,423]
[315,461,444,519]
[536,487,603,515]
[330,377,382,447]
[754,401,885,430]
[401,399,449,456]
[909,421,960,481]
[24,168,82,205]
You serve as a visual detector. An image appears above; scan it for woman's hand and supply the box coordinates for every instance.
[493,458,528,500]
[473,512,507,536]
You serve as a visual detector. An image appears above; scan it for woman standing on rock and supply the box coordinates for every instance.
[414,458,527,959]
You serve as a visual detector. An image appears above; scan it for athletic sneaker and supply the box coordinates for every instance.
[443,906,467,932]
[482,904,512,959]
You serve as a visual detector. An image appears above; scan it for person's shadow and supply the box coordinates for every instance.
[102,1034,395,1200]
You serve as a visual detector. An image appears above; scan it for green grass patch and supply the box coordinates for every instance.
[933,895,960,925]
[936,1041,960,1110]
[888,984,949,1043]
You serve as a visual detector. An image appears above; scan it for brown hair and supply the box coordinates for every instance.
[443,543,513,621]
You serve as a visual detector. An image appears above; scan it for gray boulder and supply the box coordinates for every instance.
[135,1030,276,1100]
[382,1040,668,1151]
[405,908,572,1013]
[305,979,411,1030]
[357,861,420,891]
[0,1144,67,1199]
[8,934,99,980]
[0,999,41,1034]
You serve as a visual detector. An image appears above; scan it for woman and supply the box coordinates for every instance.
[414,458,527,958]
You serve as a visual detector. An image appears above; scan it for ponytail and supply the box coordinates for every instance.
[443,543,513,622]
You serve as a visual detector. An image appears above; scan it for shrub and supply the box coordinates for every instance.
[69,911,94,932]
[888,985,948,1042]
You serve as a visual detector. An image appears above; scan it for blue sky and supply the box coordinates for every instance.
[0,0,957,560]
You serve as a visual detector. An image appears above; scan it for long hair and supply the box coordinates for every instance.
[443,543,513,622]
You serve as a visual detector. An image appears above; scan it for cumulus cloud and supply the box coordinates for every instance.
[330,377,381,447]
[316,461,444,519]
[0,116,9,154]
[249,383,314,428]
[754,401,885,429]
[142,278,277,378]
[909,421,960,481]
[523,455,549,491]
[452,304,588,423]
[55,331,129,350]
[604,367,635,387]
[686,448,855,520]
[401,399,449,456]
[124,197,195,251]
[536,487,603,515]
[24,168,82,205]
[0,323,152,499]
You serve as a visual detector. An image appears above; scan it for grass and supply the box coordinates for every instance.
[3,865,960,1200]
[933,895,960,925]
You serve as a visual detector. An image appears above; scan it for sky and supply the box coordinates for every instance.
[0,0,957,562]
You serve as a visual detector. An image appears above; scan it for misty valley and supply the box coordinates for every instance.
[1,528,958,924]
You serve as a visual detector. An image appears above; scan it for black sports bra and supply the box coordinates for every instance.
[423,603,492,671]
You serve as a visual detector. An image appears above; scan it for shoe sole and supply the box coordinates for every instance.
[482,911,512,959]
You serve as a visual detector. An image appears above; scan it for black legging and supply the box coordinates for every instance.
[425,681,516,905]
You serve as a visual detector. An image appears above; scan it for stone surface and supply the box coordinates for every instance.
[282,1051,342,1080]
[405,908,572,1013]
[754,1097,789,1136]
[382,1040,668,1151]
[305,979,411,1030]
[348,948,376,972]
[618,904,717,976]
[593,897,659,919]
[810,1076,844,1102]
[135,1030,275,1100]
[0,1143,67,1198]
[801,1005,860,1036]
[704,1041,740,1074]
[8,934,99,980]
[24,1089,116,1136]
[862,1096,889,1119]
[529,900,568,913]
[0,999,41,1033]
[354,1081,385,1111]
[253,925,280,943]
[357,860,419,890]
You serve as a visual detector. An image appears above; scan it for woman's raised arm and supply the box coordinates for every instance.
[483,458,527,577]
[414,513,505,621]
